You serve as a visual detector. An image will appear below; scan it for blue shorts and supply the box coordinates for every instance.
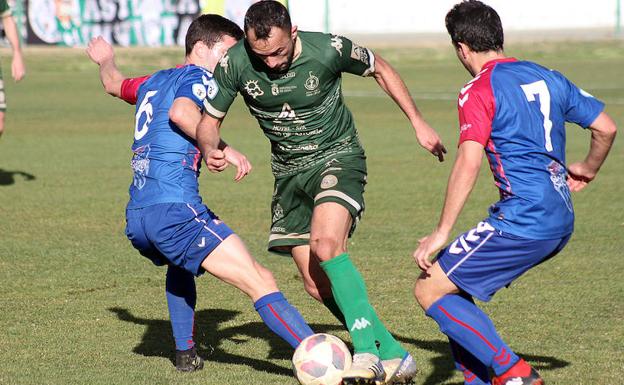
[437,221,571,302]
[125,202,234,276]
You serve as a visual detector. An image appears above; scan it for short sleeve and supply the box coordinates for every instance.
[120,75,150,105]
[457,82,495,147]
[327,35,375,77]
[204,53,239,119]
[558,72,605,128]
[174,67,216,112]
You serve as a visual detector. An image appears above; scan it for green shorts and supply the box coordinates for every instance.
[268,153,367,254]
[0,65,6,112]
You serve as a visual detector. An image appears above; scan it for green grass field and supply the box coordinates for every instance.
[0,40,622,385]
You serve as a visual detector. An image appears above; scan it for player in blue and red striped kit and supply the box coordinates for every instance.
[87,14,313,373]
[412,2,617,385]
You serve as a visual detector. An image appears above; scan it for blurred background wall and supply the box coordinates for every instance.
[14,0,624,46]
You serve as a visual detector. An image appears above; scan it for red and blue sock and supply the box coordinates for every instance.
[426,294,519,376]
[254,291,314,348]
[165,265,197,351]
[450,338,491,384]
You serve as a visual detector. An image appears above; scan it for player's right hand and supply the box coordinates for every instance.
[415,124,447,162]
[223,146,252,182]
[86,36,114,65]
[205,149,228,173]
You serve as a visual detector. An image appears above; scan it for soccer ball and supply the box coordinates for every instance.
[292,333,352,385]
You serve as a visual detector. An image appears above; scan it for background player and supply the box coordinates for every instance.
[87,14,313,373]
[412,1,617,385]
[0,0,25,137]
[196,1,447,383]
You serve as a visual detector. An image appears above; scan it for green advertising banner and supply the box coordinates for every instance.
[24,0,200,46]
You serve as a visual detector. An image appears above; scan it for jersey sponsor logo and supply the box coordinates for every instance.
[350,44,370,65]
[192,83,207,100]
[219,54,230,73]
[350,317,371,331]
[279,71,296,79]
[271,83,297,96]
[320,174,338,189]
[244,79,264,99]
[277,103,297,120]
[271,83,279,96]
[547,161,573,212]
[130,144,151,190]
[330,35,343,56]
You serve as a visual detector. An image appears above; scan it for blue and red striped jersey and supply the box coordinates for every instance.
[457,58,604,239]
[121,64,218,209]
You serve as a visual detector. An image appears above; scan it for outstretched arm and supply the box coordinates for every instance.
[86,36,124,97]
[567,111,617,191]
[2,14,25,81]
[372,53,447,161]
[413,140,483,271]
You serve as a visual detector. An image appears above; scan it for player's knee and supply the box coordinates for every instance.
[309,235,344,261]
[414,278,438,311]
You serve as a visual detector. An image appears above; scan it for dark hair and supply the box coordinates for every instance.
[244,0,291,39]
[445,0,504,52]
[185,14,244,56]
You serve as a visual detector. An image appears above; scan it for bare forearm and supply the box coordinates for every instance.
[436,143,482,234]
[585,113,617,174]
[196,116,223,156]
[373,56,427,128]
[2,17,21,54]
[98,59,125,97]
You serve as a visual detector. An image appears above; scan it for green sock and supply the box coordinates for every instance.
[369,310,407,360]
[323,295,405,359]
[320,253,379,355]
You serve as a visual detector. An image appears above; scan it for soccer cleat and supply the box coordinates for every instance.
[492,359,543,385]
[175,347,204,372]
[382,352,418,384]
[342,353,386,385]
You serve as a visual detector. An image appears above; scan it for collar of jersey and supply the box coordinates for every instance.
[483,57,518,70]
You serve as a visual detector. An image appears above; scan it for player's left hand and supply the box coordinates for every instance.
[415,124,447,162]
[205,149,228,172]
[11,54,25,82]
[223,146,252,181]
[567,162,596,192]
[413,230,448,271]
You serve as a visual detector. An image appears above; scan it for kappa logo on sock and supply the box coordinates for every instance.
[350,317,371,331]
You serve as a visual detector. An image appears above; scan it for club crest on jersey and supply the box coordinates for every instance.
[304,72,319,91]
[244,79,264,99]
[320,174,338,189]
[192,84,207,100]
[331,35,343,56]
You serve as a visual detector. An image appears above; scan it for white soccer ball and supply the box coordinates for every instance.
[292,333,352,385]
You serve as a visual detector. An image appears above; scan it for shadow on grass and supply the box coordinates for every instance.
[109,307,569,383]
[109,306,345,377]
[0,169,35,185]
[394,334,570,385]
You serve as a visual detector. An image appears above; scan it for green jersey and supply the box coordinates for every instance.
[206,31,375,177]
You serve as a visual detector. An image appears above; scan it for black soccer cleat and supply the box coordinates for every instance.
[175,347,204,372]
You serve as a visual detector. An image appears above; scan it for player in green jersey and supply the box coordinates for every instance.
[0,0,25,138]
[197,2,447,384]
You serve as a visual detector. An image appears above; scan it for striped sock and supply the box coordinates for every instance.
[254,292,314,348]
